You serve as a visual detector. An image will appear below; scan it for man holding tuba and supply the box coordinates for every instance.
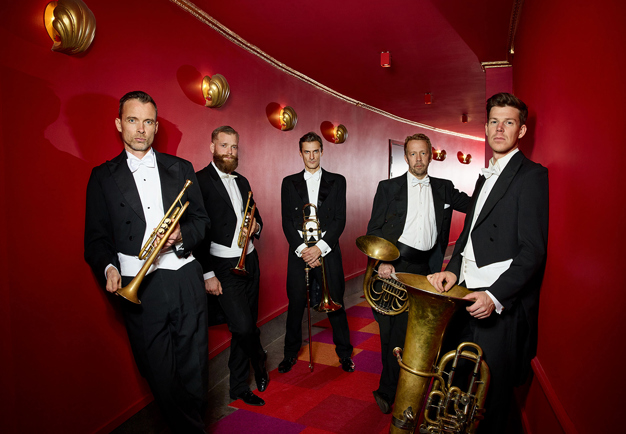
[193,126,269,407]
[366,133,470,414]
[84,91,210,433]
[428,93,549,434]
[279,132,355,373]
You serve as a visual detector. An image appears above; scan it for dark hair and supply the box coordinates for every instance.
[486,92,528,126]
[211,125,239,143]
[299,131,323,152]
[118,91,157,118]
[404,133,432,157]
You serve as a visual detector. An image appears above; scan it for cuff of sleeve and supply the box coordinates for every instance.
[203,271,215,280]
[295,243,307,257]
[485,290,504,314]
[316,240,331,257]
[105,264,119,280]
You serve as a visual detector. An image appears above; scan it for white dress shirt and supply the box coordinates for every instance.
[398,173,437,251]
[108,148,194,278]
[295,168,331,258]
[459,148,520,313]
[204,162,257,280]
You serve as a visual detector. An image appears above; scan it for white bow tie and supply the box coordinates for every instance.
[481,164,501,179]
[221,174,238,180]
[304,170,321,182]
[410,177,430,187]
[128,153,155,172]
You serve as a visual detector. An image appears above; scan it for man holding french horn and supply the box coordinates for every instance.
[366,133,470,414]
[193,126,269,407]
[279,132,355,373]
[84,91,210,433]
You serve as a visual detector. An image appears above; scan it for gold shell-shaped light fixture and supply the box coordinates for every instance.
[202,74,230,108]
[279,106,297,131]
[333,124,348,144]
[44,0,96,55]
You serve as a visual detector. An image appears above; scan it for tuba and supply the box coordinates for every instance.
[388,272,489,434]
[231,191,256,276]
[303,203,341,313]
[116,180,193,304]
[356,235,409,315]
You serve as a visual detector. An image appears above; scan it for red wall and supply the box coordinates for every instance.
[512,1,625,433]
[0,1,484,432]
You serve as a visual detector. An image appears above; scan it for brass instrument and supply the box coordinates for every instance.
[388,272,489,434]
[231,191,256,276]
[356,235,408,315]
[303,203,342,313]
[117,180,193,304]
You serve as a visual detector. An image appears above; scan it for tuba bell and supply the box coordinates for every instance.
[356,235,409,315]
[388,272,489,434]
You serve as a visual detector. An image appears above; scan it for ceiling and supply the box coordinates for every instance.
[189,0,517,139]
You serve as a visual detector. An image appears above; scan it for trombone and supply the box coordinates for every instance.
[231,191,256,276]
[116,180,193,304]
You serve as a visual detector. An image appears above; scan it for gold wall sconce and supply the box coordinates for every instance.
[433,148,447,161]
[266,103,297,131]
[44,0,96,55]
[202,74,230,108]
[320,121,348,144]
[457,151,472,164]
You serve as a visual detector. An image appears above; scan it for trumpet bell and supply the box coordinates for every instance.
[116,281,141,305]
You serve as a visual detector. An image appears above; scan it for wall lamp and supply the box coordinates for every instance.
[462,113,468,123]
[266,104,297,131]
[44,0,96,55]
[433,148,446,161]
[424,93,433,104]
[320,122,348,144]
[381,51,391,67]
[457,151,472,164]
[202,74,230,108]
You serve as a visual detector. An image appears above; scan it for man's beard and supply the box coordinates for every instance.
[213,153,238,173]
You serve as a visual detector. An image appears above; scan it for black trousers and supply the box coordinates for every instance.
[373,257,430,401]
[121,260,208,434]
[284,249,353,359]
[212,250,265,398]
[442,282,529,434]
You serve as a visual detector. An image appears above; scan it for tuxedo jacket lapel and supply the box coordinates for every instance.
[107,151,145,222]
[293,170,309,204]
[318,169,334,207]
[208,163,235,212]
[156,150,180,209]
[474,152,524,229]
[430,177,445,234]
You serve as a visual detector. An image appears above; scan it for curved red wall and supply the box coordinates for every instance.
[0,1,484,432]
[513,1,624,433]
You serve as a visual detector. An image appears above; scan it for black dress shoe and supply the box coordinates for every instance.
[340,357,355,372]
[278,357,297,373]
[372,390,392,414]
[256,370,270,392]
[235,390,265,406]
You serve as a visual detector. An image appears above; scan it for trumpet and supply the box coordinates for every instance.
[116,180,193,304]
[231,191,256,276]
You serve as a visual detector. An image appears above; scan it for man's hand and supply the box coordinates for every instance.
[155,223,182,250]
[205,276,223,295]
[106,267,122,294]
[378,263,395,279]
[463,292,495,319]
[241,218,259,238]
[302,245,322,268]
[427,271,457,293]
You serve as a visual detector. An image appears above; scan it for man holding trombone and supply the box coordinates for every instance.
[84,91,210,433]
[193,126,269,407]
[279,132,354,374]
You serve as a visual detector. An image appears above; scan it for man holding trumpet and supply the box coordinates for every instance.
[84,91,210,433]
[193,126,269,407]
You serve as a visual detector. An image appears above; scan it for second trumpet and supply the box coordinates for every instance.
[231,191,256,276]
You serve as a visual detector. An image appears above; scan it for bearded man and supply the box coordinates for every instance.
[194,126,269,406]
